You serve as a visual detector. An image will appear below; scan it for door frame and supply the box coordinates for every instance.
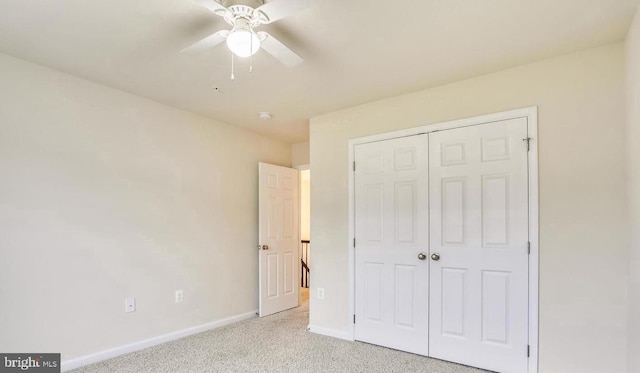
[347,107,539,372]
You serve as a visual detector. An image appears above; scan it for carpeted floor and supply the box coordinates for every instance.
[71,289,486,372]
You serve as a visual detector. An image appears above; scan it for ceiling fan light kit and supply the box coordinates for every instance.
[183,0,308,79]
[226,21,260,57]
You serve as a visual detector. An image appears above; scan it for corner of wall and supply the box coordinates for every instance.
[291,141,310,168]
[626,5,640,373]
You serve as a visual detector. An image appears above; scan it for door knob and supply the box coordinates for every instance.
[418,252,427,260]
[431,253,440,261]
[262,245,269,250]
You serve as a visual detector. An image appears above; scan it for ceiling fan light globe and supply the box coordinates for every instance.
[226,29,260,57]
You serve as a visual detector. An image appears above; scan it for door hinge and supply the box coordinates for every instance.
[353,314,356,324]
[528,241,531,254]
[353,161,356,171]
[523,137,531,151]
[353,238,356,248]
[527,345,530,357]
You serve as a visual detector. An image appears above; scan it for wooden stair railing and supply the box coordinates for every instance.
[301,240,310,288]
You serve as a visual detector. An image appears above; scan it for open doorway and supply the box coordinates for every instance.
[256,161,310,317]
[299,168,310,305]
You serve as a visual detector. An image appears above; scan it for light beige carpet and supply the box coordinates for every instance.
[71,289,486,372]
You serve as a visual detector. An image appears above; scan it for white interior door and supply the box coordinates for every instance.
[428,118,529,372]
[354,134,430,355]
[259,162,299,317]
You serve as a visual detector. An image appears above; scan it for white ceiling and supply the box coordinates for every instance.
[1,0,638,143]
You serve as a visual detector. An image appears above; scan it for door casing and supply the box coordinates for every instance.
[347,107,539,373]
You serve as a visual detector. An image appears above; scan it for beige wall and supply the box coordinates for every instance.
[309,43,627,373]
[291,141,310,167]
[626,6,640,373]
[0,53,291,360]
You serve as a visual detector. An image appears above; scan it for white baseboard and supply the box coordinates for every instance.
[307,324,353,341]
[61,310,257,372]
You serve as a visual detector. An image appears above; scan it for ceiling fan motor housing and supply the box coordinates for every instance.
[221,4,268,27]
[218,0,265,8]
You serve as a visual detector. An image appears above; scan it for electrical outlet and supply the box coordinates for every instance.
[317,288,325,300]
[125,297,135,313]
[175,290,183,303]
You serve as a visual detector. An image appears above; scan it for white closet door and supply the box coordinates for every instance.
[428,118,529,373]
[354,134,430,355]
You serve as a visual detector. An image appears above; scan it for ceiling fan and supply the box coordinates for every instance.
[182,0,310,69]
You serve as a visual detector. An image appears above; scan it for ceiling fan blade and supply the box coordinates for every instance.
[255,0,312,24]
[181,30,229,54]
[258,32,303,67]
[195,0,229,16]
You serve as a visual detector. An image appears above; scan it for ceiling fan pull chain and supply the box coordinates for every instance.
[249,25,254,73]
[231,51,235,80]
